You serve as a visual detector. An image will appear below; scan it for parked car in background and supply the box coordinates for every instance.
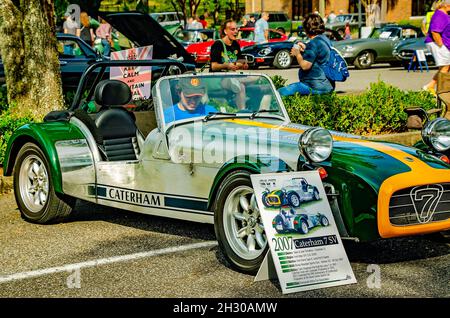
[174,28,219,48]
[393,37,434,67]
[333,24,424,69]
[186,27,288,65]
[0,33,103,91]
[242,28,343,69]
[326,13,366,34]
[102,12,194,64]
[1,12,195,92]
[150,11,183,34]
[246,12,292,34]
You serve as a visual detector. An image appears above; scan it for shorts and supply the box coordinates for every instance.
[426,42,450,67]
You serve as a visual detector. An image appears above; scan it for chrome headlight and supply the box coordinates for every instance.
[299,128,333,163]
[422,118,450,152]
[258,47,272,56]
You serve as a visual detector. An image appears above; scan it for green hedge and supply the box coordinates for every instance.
[282,81,436,135]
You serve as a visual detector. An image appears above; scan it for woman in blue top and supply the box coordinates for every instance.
[279,14,334,96]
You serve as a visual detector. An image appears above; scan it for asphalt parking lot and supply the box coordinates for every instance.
[0,191,449,298]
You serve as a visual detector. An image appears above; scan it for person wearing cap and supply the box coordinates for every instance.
[163,78,216,123]
[423,0,450,95]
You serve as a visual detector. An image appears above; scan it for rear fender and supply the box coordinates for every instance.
[3,122,85,194]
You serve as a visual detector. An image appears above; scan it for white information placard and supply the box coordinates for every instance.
[251,171,356,294]
[416,50,426,62]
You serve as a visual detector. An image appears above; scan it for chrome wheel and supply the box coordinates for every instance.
[18,154,49,213]
[274,50,292,68]
[289,193,300,207]
[301,220,309,234]
[355,51,374,69]
[223,185,267,261]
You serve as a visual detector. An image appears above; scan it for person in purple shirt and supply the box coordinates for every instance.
[423,0,450,94]
[164,78,217,123]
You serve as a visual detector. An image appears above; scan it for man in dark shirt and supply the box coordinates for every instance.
[246,15,256,28]
[210,19,249,72]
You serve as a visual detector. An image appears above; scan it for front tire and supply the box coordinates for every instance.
[273,50,292,69]
[287,192,301,208]
[214,170,267,274]
[13,142,74,224]
[354,51,374,69]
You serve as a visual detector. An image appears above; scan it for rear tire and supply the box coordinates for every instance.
[273,50,292,69]
[214,170,267,274]
[13,142,74,224]
[354,51,374,69]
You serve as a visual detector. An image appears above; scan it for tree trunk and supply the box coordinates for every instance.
[0,0,63,121]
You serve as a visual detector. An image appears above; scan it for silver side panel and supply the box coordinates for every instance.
[55,139,96,202]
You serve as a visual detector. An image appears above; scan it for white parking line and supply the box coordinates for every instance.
[0,241,218,283]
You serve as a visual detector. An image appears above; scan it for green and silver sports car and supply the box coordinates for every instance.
[334,24,424,69]
[3,59,450,274]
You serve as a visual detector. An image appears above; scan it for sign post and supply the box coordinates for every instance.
[251,171,356,294]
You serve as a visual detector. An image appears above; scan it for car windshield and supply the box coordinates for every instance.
[370,27,400,39]
[175,30,212,43]
[156,74,286,126]
[335,15,351,23]
[238,29,254,40]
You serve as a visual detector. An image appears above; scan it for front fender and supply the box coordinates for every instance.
[3,122,85,194]
[207,154,292,210]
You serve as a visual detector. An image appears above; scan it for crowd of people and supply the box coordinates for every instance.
[59,9,114,56]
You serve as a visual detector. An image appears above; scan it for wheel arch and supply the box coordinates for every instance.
[4,123,85,195]
[207,155,292,210]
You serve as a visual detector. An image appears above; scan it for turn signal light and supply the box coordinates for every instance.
[256,58,264,63]
[440,155,450,164]
[318,167,328,179]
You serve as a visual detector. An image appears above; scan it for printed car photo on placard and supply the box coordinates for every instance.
[251,171,356,294]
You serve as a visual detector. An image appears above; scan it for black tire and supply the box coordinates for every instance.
[287,192,301,208]
[313,188,320,201]
[261,192,270,208]
[214,170,267,274]
[272,215,287,234]
[13,142,74,224]
[273,50,292,69]
[389,61,402,67]
[298,219,309,234]
[354,51,374,69]
[320,215,329,227]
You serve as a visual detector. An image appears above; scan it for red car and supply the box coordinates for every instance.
[186,27,288,64]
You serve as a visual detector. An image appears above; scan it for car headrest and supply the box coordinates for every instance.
[94,80,132,107]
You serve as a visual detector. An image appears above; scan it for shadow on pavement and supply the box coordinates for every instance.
[343,234,449,264]
[67,199,216,241]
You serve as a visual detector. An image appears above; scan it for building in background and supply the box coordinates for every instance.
[245,0,435,22]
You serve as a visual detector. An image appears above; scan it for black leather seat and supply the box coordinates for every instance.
[93,80,140,161]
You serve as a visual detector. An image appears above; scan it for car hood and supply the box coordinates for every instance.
[334,38,383,48]
[169,118,450,191]
[100,12,194,64]
[396,37,426,50]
